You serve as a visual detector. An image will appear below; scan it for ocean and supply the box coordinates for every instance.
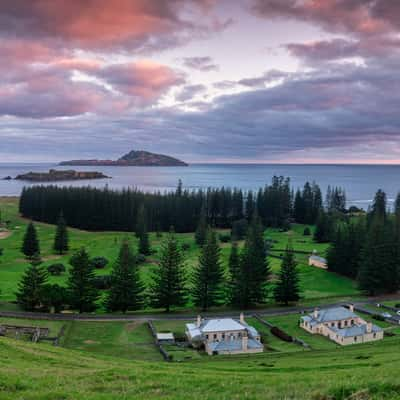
[1,163,400,210]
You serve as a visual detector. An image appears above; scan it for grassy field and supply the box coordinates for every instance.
[1,331,400,399]
[0,197,359,309]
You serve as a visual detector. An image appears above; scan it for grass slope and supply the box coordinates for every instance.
[0,197,359,308]
[1,334,400,399]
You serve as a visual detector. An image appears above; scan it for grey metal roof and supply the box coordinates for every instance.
[186,317,260,339]
[330,323,382,337]
[309,255,327,263]
[208,338,263,353]
[201,318,245,333]
[311,306,358,323]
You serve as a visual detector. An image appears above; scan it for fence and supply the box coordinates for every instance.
[147,321,172,362]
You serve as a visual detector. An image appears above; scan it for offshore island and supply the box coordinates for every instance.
[59,150,188,167]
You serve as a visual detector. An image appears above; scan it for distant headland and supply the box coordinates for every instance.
[59,150,188,167]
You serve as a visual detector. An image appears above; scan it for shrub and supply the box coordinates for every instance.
[303,227,311,236]
[89,256,108,269]
[92,275,112,290]
[270,326,293,342]
[372,314,385,321]
[47,263,66,276]
[181,243,191,251]
[219,233,231,243]
[395,303,400,308]
[135,253,146,264]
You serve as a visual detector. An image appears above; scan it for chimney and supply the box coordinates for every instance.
[242,331,248,351]
[313,308,319,319]
[240,312,245,324]
[349,304,354,312]
[366,322,372,333]
[197,315,201,328]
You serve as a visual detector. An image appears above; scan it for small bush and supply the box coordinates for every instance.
[395,303,400,308]
[270,326,293,342]
[135,253,146,264]
[47,263,66,276]
[92,275,112,290]
[181,243,191,251]
[303,227,311,236]
[372,314,385,321]
[219,233,231,243]
[90,256,109,269]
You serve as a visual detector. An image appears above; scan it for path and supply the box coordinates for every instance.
[0,295,398,322]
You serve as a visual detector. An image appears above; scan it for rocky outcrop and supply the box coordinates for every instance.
[15,169,109,182]
[60,150,188,167]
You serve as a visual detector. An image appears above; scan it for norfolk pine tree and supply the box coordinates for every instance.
[151,228,186,312]
[192,228,223,311]
[22,222,40,259]
[105,240,144,312]
[53,212,69,255]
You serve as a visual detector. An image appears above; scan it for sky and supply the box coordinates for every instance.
[1,0,400,163]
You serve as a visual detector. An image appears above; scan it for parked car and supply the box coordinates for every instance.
[381,312,392,318]
[396,310,400,316]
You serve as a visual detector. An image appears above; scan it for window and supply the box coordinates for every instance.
[354,336,357,342]
[344,321,348,326]
[351,319,354,325]
[331,322,335,327]
[206,334,209,340]
[238,333,242,338]
[222,333,225,340]
[213,334,217,340]
[373,333,376,338]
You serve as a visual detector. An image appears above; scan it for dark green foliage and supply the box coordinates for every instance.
[21,222,40,258]
[327,219,365,278]
[314,211,333,243]
[53,212,69,255]
[151,228,186,312]
[245,190,255,221]
[273,244,300,305]
[357,190,399,295]
[195,206,207,246]
[231,218,248,241]
[16,259,48,311]
[181,242,191,251]
[40,284,69,313]
[105,241,144,312]
[218,233,231,243]
[19,175,297,233]
[238,215,270,308]
[89,256,109,269]
[294,182,323,224]
[326,185,346,213]
[192,229,224,311]
[92,275,113,290]
[67,248,99,313]
[303,227,311,236]
[47,263,66,276]
[136,204,151,255]
[228,242,241,306]
[135,253,146,264]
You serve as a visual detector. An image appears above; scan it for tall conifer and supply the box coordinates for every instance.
[22,222,40,259]
[105,241,144,312]
[53,212,69,255]
[151,228,186,312]
[192,229,223,311]
[67,248,99,313]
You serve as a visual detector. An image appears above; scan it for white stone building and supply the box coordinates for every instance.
[300,305,384,345]
[185,313,263,355]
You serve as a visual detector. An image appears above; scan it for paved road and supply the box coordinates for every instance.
[0,295,398,322]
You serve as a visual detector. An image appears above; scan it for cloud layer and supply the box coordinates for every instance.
[1,0,400,162]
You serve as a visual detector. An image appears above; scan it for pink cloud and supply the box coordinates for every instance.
[0,0,219,52]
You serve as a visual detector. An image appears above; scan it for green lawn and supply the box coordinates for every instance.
[0,197,360,310]
[62,320,162,361]
[1,330,400,399]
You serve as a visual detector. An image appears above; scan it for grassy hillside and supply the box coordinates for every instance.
[0,197,359,308]
[1,333,400,399]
